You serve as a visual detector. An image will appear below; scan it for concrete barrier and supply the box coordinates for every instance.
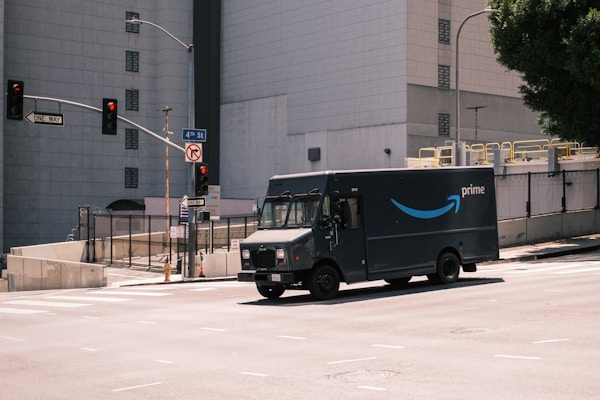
[1,255,105,292]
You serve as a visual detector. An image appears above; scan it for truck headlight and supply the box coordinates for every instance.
[276,248,285,259]
[242,249,251,259]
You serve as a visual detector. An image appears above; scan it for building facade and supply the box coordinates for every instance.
[220,0,541,202]
[2,0,541,251]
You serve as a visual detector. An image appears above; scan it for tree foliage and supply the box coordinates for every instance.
[489,0,600,146]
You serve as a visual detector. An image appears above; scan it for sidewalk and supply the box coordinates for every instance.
[106,234,600,287]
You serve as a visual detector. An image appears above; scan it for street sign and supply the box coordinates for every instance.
[187,197,206,207]
[25,111,64,126]
[182,128,207,142]
[185,142,203,162]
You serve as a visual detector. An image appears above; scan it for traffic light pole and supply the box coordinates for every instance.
[22,94,186,154]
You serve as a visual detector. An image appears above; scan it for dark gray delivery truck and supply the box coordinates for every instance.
[238,167,498,300]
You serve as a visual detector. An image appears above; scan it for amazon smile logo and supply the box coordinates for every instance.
[391,184,486,219]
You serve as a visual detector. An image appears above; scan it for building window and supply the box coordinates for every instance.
[126,12,140,33]
[125,89,139,111]
[126,51,139,72]
[125,129,139,149]
[438,65,450,89]
[125,167,139,188]
[438,19,450,44]
[438,113,450,137]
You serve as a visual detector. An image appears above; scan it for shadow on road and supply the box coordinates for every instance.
[240,277,505,306]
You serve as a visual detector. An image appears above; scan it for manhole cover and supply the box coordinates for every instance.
[330,369,397,382]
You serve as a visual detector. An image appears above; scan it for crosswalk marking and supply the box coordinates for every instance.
[49,295,131,303]
[4,300,92,308]
[0,307,47,315]
[92,290,171,297]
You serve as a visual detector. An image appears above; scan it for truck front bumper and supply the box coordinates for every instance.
[237,271,296,284]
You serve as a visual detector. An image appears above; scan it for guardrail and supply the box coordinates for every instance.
[415,139,598,166]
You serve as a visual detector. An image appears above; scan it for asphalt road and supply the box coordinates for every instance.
[1,251,599,399]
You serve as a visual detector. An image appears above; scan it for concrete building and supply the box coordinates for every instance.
[1,0,542,252]
[220,0,541,202]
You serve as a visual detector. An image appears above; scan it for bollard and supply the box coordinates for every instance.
[7,273,14,292]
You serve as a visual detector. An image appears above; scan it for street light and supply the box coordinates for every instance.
[455,8,497,165]
[126,18,195,274]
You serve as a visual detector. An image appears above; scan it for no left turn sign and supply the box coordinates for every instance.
[185,142,203,162]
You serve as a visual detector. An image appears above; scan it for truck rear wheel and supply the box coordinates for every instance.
[256,284,285,299]
[428,252,460,284]
[308,265,340,300]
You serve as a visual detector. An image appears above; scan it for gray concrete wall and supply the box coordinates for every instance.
[3,255,105,292]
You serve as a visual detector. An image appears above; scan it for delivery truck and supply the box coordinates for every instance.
[238,167,498,300]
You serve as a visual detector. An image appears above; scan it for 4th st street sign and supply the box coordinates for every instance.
[25,111,64,126]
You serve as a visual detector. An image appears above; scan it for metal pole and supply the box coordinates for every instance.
[466,105,486,144]
[455,8,496,166]
[161,106,173,262]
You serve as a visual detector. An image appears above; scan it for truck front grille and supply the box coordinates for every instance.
[253,249,276,269]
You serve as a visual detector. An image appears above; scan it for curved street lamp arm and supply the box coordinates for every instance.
[126,18,193,52]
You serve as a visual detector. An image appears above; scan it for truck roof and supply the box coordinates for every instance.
[270,165,494,180]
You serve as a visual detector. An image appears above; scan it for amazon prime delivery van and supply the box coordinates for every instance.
[238,167,498,300]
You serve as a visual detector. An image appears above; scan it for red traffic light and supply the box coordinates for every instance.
[6,80,24,120]
[107,101,116,112]
[199,165,208,176]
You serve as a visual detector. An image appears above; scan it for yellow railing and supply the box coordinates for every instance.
[416,139,598,167]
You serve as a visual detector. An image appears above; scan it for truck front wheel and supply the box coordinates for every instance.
[428,252,460,284]
[308,265,340,300]
[256,284,285,299]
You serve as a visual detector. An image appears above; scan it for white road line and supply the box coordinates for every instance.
[92,290,171,297]
[240,372,268,377]
[495,354,541,360]
[80,347,98,352]
[201,327,225,332]
[278,335,306,340]
[155,359,173,364]
[0,335,25,342]
[532,338,570,344]
[372,344,404,349]
[112,381,162,392]
[189,288,217,292]
[50,295,131,303]
[552,267,600,274]
[0,307,47,315]
[4,300,91,308]
[358,386,386,391]
[508,264,587,274]
[327,357,376,365]
[136,320,157,325]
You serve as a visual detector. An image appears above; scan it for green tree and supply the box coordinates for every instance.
[489,0,600,147]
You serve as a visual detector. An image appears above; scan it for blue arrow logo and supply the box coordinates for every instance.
[391,195,461,219]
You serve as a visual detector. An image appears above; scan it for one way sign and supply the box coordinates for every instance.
[25,111,64,126]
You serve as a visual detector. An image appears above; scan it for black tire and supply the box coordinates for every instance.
[427,252,460,284]
[308,265,340,300]
[385,276,411,287]
[256,284,285,299]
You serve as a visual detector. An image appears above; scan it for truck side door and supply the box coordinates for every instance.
[330,196,367,282]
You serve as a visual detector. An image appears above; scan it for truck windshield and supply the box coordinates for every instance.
[259,193,291,228]
[286,191,321,228]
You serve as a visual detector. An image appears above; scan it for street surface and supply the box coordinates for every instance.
[1,251,599,399]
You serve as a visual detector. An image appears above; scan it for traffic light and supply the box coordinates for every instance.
[102,98,118,135]
[6,80,24,120]
[195,164,209,196]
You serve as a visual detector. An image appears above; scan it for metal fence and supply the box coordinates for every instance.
[495,168,600,220]
[82,213,258,266]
